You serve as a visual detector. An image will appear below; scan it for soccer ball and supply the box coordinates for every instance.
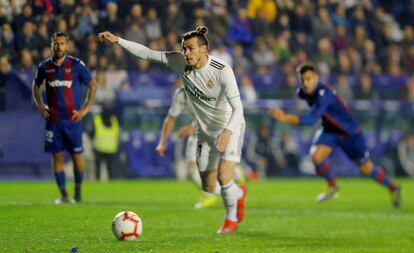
[112,211,143,241]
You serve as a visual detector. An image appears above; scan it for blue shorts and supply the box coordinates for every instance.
[44,120,83,154]
[311,128,370,163]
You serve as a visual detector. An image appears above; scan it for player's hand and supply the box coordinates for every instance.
[216,128,232,152]
[98,31,119,45]
[178,126,196,138]
[156,143,166,157]
[37,104,50,119]
[268,108,286,121]
[71,107,88,122]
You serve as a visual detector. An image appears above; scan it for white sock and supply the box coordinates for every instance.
[221,180,242,222]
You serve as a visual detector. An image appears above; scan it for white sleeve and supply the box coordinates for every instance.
[118,38,186,72]
[220,66,244,133]
[168,89,186,117]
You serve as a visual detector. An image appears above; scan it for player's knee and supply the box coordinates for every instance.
[217,173,232,186]
[358,160,373,175]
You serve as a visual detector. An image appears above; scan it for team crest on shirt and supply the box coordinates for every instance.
[206,80,214,89]
[65,68,71,73]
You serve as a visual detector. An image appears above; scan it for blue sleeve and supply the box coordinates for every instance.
[77,60,92,85]
[299,89,334,125]
[34,64,45,86]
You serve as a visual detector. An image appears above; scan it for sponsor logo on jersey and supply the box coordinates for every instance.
[206,80,214,89]
[65,68,71,73]
[48,80,73,88]
[45,69,55,73]
[184,84,216,102]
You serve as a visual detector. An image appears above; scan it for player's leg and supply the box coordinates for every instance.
[187,134,220,209]
[71,153,84,203]
[358,160,401,207]
[311,145,338,202]
[342,132,401,207]
[65,122,84,203]
[45,121,68,204]
[52,151,68,204]
[217,123,246,233]
[310,129,338,202]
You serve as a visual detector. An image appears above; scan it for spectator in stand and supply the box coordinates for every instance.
[227,8,253,48]
[252,38,275,68]
[162,2,185,35]
[239,75,257,103]
[210,41,233,66]
[401,25,414,51]
[335,74,353,100]
[402,44,414,74]
[232,43,250,73]
[269,32,291,64]
[353,25,368,53]
[332,25,350,53]
[144,8,162,41]
[15,21,39,54]
[313,38,335,76]
[362,39,381,74]
[331,4,347,27]
[205,4,230,43]
[11,3,33,34]
[312,7,335,39]
[354,73,379,100]
[94,70,115,106]
[1,23,15,59]
[99,2,123,33]
[75,5,97,39]
[125,3,146,27]
[17,48,35,74]
[273,12,290,35]
[36,22,50,52]
[289,3,312,35]
[275,71,298,99]
[0,54,10,111]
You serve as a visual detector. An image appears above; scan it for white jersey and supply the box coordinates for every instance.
[119,38,245,137]
[168,88,194,118]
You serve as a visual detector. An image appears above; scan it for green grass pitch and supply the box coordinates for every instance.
[0,178,413,252]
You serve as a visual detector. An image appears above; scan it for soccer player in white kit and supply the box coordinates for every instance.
[155,86,221,209]
[99,26,246,233]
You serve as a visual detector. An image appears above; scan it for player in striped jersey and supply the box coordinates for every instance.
[32,32,97,204]
[269,64,401,207]
[100,26,246,233]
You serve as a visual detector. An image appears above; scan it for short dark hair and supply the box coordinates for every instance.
[182,26,209,49]
[296,64,317,76]
[51,32,69,43]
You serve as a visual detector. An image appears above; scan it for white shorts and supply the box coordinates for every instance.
[196,122,245,173]
[185,133,197,162]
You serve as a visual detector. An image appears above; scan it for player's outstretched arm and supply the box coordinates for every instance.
[268,108,300,125]
[99,31,165,64]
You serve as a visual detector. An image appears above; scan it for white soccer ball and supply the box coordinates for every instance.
[112,211,143,241]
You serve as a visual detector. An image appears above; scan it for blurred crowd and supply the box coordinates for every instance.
[1,0,414,102]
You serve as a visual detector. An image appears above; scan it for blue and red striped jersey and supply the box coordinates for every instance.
[34,55,92,123]
[297,83,360,136]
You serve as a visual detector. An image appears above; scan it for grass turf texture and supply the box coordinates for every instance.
[0,178,413,252]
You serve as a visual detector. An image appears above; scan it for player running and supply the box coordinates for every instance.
[32,32,97,204]
[99,26,247,233]
[269,64,401,208]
